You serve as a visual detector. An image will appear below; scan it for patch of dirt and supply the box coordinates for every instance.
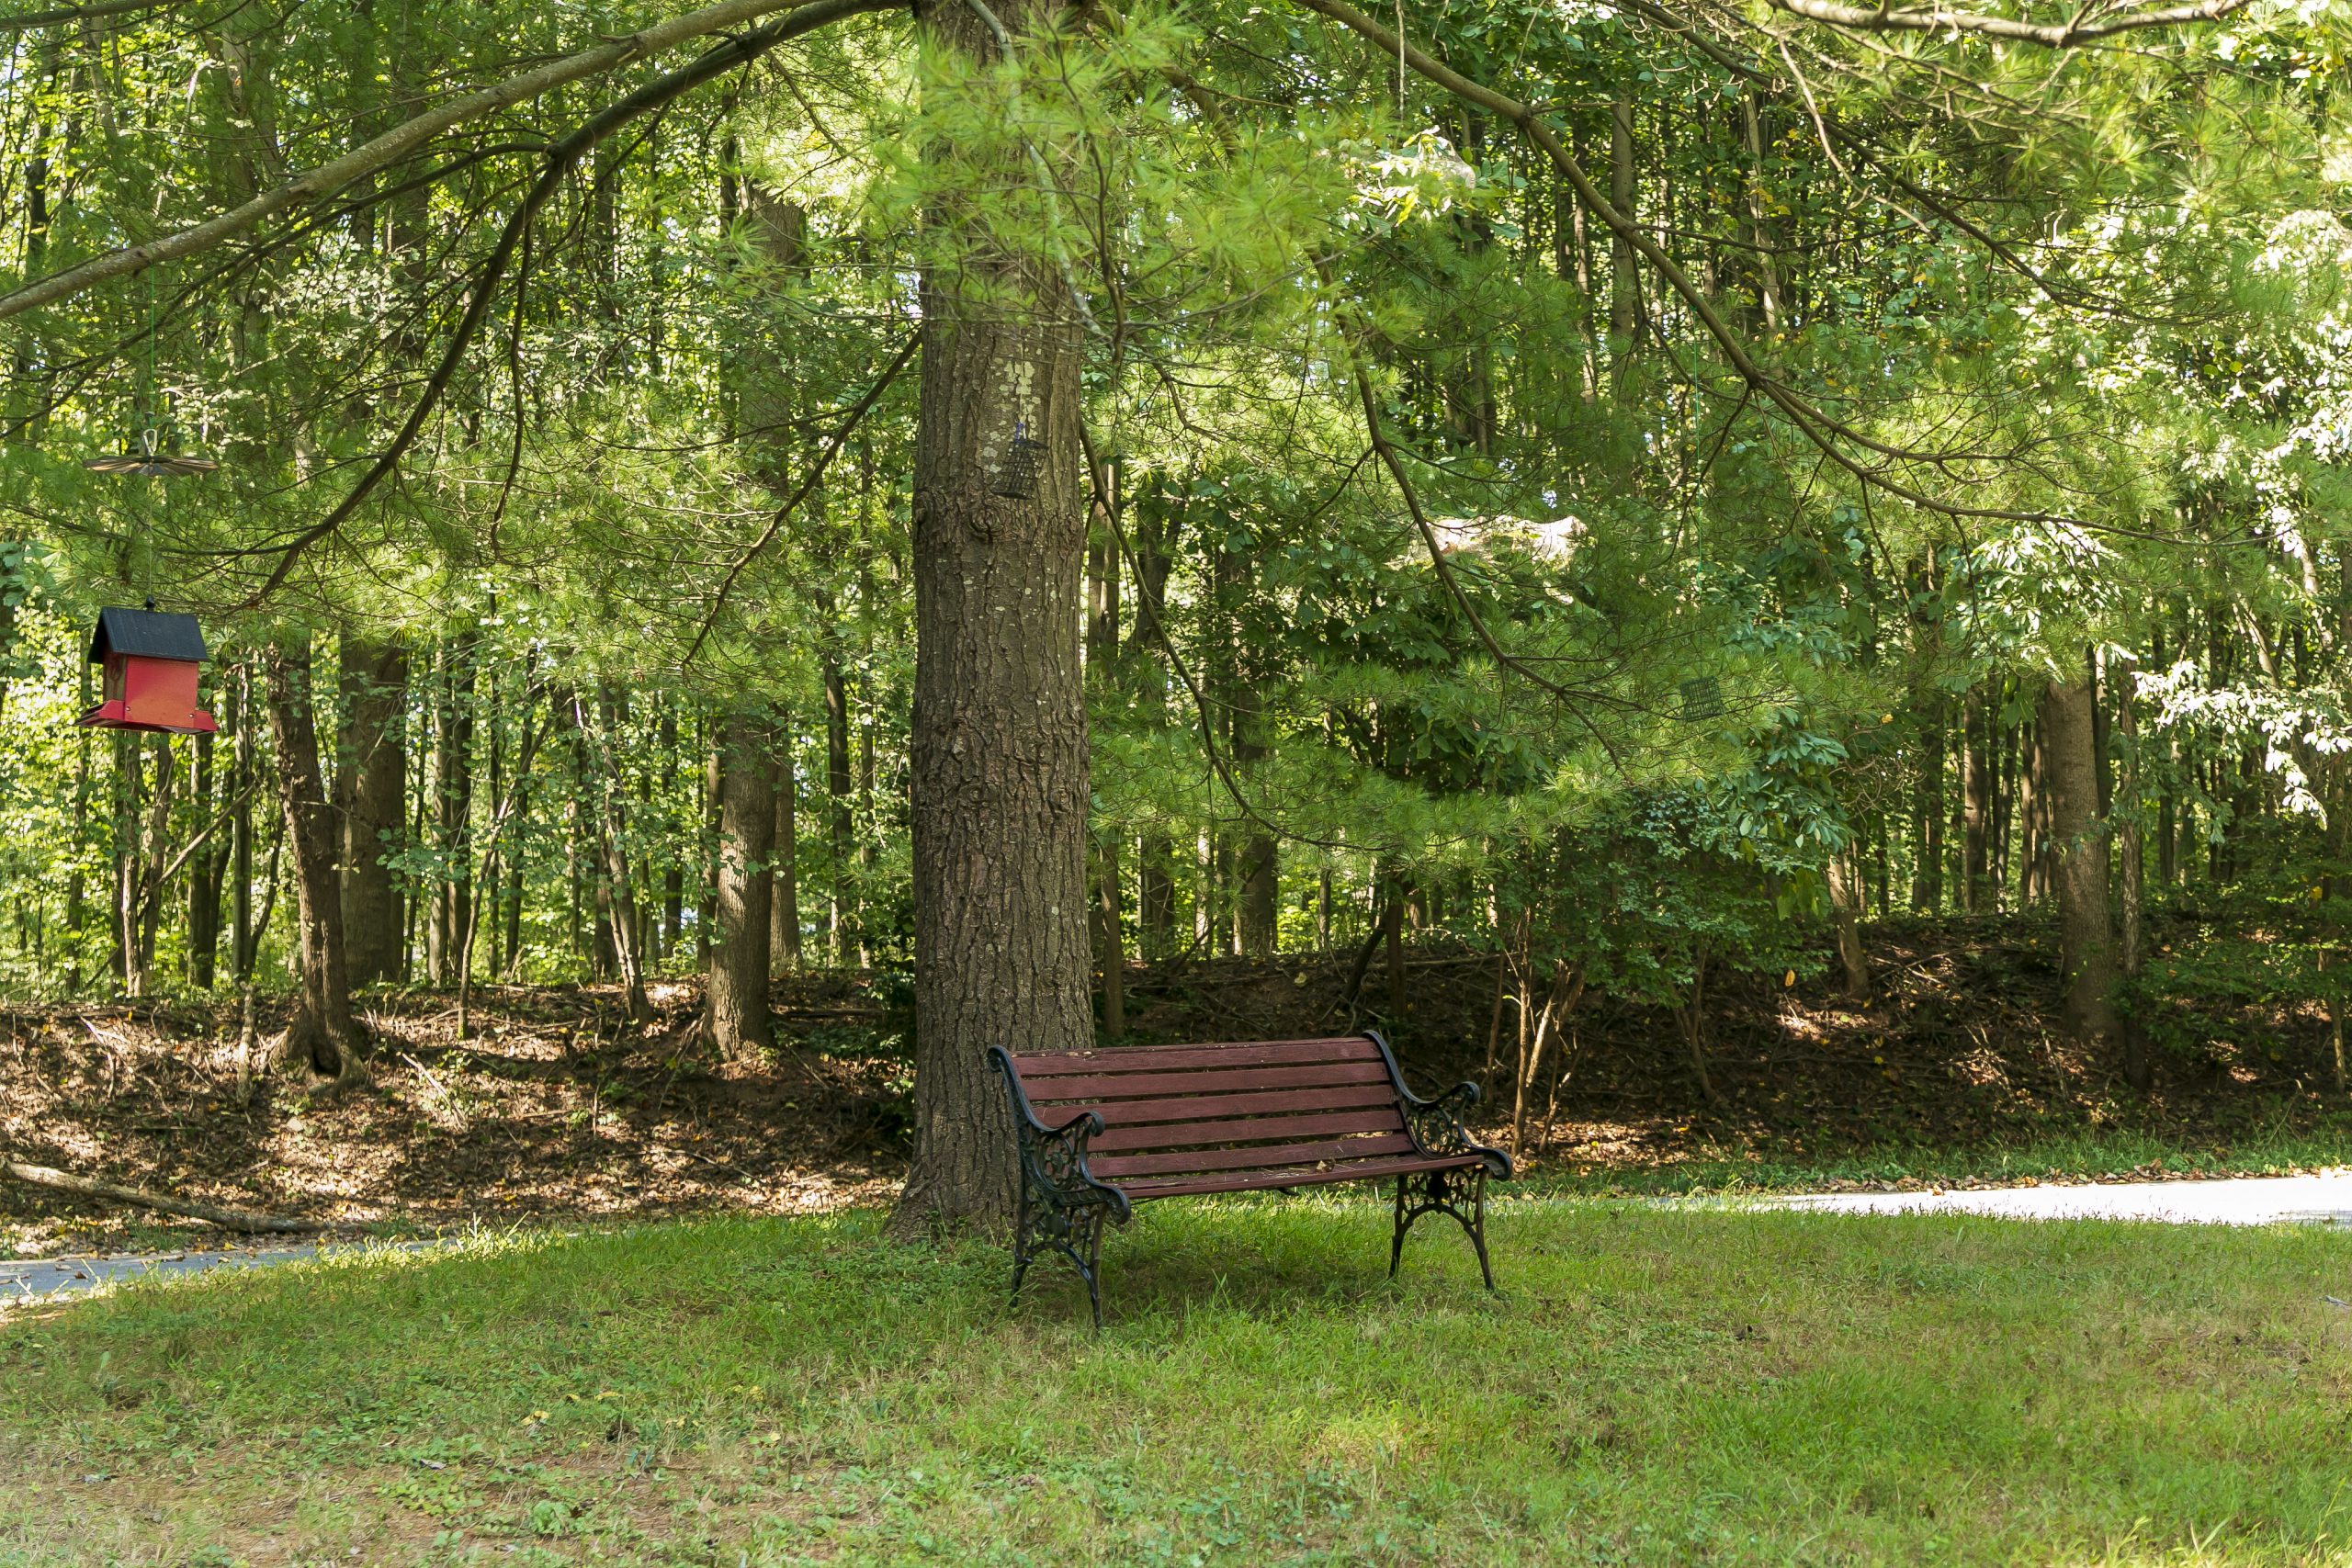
[4,915,2346,1254]
[0,975,908,1257]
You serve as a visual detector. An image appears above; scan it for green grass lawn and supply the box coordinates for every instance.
[6,1198,2352,1565]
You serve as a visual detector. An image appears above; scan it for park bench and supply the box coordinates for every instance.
[988,1032,1511,1326]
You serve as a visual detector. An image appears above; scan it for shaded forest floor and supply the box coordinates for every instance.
[5,914,2349,1258]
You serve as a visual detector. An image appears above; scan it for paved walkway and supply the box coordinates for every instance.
[0,1240,445,1309]
[1780,1170,2352,1226]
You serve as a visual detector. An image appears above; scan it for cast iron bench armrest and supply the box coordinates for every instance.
[988,1046,1132,1221]
[1383,1072,1514,1184]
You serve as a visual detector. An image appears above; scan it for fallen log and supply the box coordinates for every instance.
[2,1160,329,1235]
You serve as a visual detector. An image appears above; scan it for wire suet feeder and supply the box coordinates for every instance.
[991,421,1047,500]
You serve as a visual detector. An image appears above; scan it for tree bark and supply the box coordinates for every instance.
[1609,94,1637,349]
[263,639,367,1088]
[2040,670,2120,1047]
[1913,696,1945,911]
[1962,685,1992,913]
[706,713,775,1056]
[820,606,856,961]
[428,638,476,985]
[898,0,1092,1232]
[771,729,801,973]
[1828,843,1871,1002]
[336,634,408,985]
[187,729,222,988]
[587,690,654,1024]
[2114,655,2151,1091]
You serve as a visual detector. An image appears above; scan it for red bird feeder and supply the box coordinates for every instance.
[76,605,218,735]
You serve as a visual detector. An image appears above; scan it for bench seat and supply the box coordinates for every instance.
[989,1032,1510,1325]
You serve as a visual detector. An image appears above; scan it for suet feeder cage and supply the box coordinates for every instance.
[991,422,1047,500]
[1679,676,1724,721]
[77,604,218,735]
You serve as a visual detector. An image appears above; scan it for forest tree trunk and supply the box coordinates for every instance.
[263,639,367,1087]
[337,634,407,985]
[771,731,801,972]
[2114,656,2151,1090]
[1962,686,1992,913]
[1828,844,1871,1002]
[2040,671,2120,1047]
[707,713,775,1056]
[897,0,1093,1233]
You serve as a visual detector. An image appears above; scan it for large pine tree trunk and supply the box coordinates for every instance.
[707,714,775,1057]
[2040,670,2119,1047]
[898,0,1092,1232]
[337,635,408,985]
[264,639,367,1087]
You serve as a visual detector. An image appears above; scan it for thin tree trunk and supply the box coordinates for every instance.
[1609,94,1637,350]
[661,705,684,961]
[771,728,801,972]
[707,713,775,1056]
[2114,655,2151,1091]
[1095,839,1125,1038]
[1963,688,1994,914]
[231,663,256,982]
[1828,844,1870,1002]
[2041,669,2119,1047]
[1914,697,1945,910]
[587,690,654,1024]
[187,729,221,987]
[820,616,855,962]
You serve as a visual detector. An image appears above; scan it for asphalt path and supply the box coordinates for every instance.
[0,1239,439,1309]
[1778,1169,2352,1226]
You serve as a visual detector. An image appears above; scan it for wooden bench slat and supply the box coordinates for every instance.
[1091,1131,1417,1179]
[1089,1107,1403,1153]
[1009,1038,1379,1077]
[1116,1154,1485,1201]
[1020,1059,1390,1104]
[1019,1082,1396,1128]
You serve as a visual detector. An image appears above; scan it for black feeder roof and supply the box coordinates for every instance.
[87,606,208,665]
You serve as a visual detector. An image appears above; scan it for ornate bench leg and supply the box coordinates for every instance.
[1389,1173,1411,1279]
[1390,1168,1498,1292]
[1081,1206,1107,1331]
[1010,1186,1035,1305]
[1468,1168,1498,1292]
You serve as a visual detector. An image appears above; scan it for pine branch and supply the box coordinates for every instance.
[1761,0,2248,46]
[0,0,880,325]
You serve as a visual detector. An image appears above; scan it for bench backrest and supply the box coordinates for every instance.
[1003,1035,1413,1184]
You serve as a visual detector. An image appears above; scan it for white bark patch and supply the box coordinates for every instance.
[983,355,1044,480]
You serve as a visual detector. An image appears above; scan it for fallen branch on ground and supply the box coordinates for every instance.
[2,1160,330,1235]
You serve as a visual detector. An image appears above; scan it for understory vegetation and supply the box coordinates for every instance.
[7,1204,2352,1565]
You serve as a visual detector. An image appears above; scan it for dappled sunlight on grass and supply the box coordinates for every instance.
[5,1198,2352,1562]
